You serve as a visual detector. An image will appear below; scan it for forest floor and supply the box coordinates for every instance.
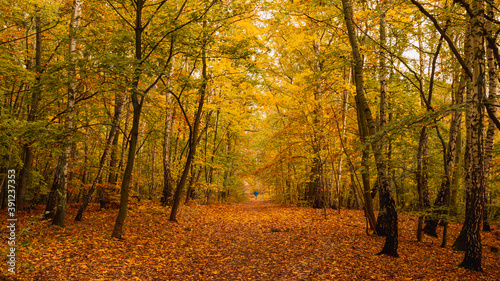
[1,198,500,280]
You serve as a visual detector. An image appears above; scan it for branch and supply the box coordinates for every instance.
[410,0,473,79]
[486,36,500,70]
[0,21,62,45]
[142,0,169,30]
[143,73,164,95]
[352,19,423,91]
[141,0,218,64]
[485,102,500,130]
[454,0,474,16]
[106,0,134,29]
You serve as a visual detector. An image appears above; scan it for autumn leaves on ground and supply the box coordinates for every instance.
[2,199,499,280]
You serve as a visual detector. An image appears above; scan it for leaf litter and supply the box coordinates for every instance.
[1,200,499,280]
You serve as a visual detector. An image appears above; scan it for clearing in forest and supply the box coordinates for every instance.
[2,199,500,280]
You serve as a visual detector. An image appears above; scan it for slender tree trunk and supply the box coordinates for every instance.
[336,77,350,211]
[342,0,398,257]
[482,3,497,232]
[52,0,83,227]
[81,103,90,189]
[416,126,430,242]
[453,23,474,253]
[414,19,431,242]
[108,93,125,185]
[44,161,63,219]
[308,39,324,209]
[75,94,126,221]
[18,14,42,211]
[112,0,145,239]
[376,10,396,237]
[119,104,130,175]
[170,24,208,222]
[185,166,201,205]
[161,57,175,206]
[424,73,464,237]
[379,11,388,152]
[350,65,377,231]
[450,129,462,218]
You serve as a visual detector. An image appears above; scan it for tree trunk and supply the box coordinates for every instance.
[185,166,201,205]
[423,72,464,237]
[52,0,83,227]
[414,18,432,242]
[453,22,474,253]
[482,3,497,232]
[119,104,131,175]
[108,93,125,185]
[44,161,63,219]
[336,74,350,212]
[457,0,486,271]
[161,58,175,206]
[308,39,325,209]
[112,0,145,239]
[75,93,126,221]
[170,24,208,222]
[416,126,430,242]
[342,0,398,256]
[18,14,42,211]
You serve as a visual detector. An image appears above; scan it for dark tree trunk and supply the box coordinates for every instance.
[185,166,201,205]
[108,94,124,185]
[75,94,126,221]
[18,14,42,211]
[112,0,144,239]
[342,0,398,257]
[44,161,63,219]
[416,126,430,242]
[170,25,208,222]
[424,73,464,237]
[161,45,176,207]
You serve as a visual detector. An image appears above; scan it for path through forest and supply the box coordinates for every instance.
[3,199,500,280]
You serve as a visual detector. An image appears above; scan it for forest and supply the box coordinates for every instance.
[1,0,500,279]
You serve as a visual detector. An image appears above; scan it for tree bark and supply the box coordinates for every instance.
[457,0,486,271]
[482,3,497,232]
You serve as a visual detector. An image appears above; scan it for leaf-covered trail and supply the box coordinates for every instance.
[3,199,500,280]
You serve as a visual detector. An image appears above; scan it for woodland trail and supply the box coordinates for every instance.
[2,199,500,280]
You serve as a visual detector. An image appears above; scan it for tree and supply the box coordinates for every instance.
[341,0,398,257]
[111,0,170,238]
[17,12,42,211]
[169,19,209,222]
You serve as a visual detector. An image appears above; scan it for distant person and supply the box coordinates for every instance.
[254,191,258,200]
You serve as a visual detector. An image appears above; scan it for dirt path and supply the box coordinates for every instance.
[4,200,500,280]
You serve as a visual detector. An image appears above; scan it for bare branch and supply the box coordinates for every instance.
[410,0,473,79]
